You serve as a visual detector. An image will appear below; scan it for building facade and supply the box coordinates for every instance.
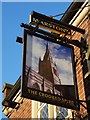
[2,1,90,119]
[61,0,90,119]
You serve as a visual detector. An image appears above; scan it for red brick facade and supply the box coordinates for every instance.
[9,99,32,118]
[72,16,89,116]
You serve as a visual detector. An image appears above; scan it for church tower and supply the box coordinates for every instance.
[38,43,61,86]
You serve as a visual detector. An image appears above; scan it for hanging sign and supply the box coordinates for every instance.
[21,29,80,110]
[29,11,71,36]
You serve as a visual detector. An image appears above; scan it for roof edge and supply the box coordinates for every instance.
[60,2,85,23]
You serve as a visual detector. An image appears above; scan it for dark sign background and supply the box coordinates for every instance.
[21,29,79,110]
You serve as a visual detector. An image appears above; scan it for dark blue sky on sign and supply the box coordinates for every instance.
[2,2,71,118]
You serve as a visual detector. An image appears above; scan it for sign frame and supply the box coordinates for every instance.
[21,29,80,110]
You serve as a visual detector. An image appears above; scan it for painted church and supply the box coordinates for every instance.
[26,43,61,95]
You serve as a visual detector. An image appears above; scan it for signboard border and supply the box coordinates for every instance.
[21,29,80,110]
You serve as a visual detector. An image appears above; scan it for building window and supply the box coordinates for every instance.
[40,104,48,118]
[57,107,68,119]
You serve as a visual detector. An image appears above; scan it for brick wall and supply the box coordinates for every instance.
[9,98,32,118]
[72,15,89,116]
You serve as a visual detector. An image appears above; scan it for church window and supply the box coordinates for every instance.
[32,83,40,90]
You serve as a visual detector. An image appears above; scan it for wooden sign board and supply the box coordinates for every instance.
[21,29,80,110]
[29,11,71,36]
